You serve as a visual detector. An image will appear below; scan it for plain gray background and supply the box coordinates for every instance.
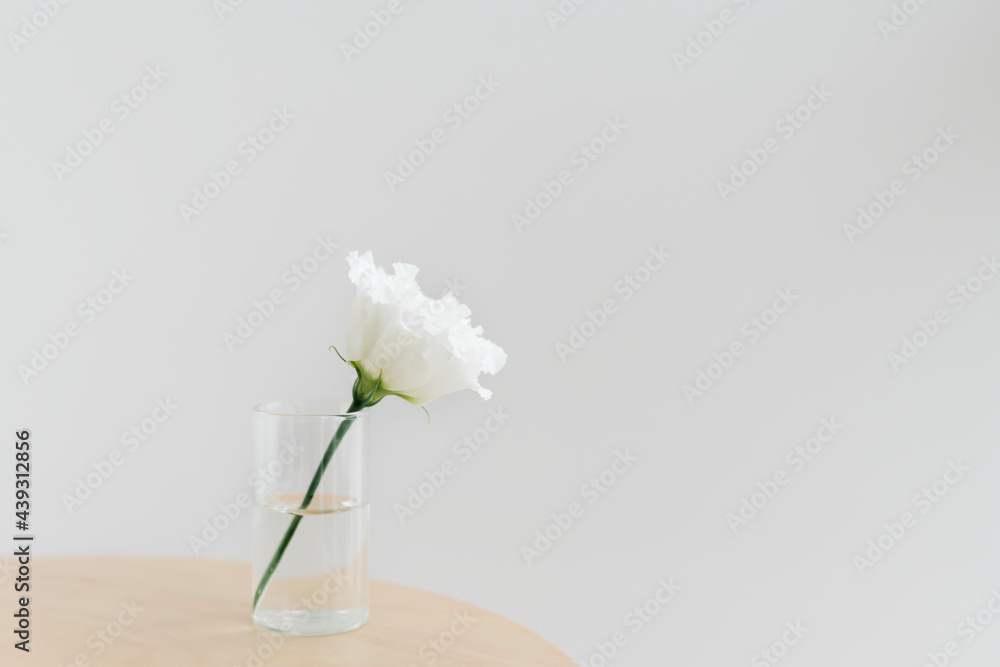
[2,0,1000,664]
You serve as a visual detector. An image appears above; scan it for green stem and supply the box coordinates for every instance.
[253,399,364,613]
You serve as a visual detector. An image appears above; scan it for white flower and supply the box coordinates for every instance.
[342,251,507,406]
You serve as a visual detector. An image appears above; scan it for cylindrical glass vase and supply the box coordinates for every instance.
[251,399,368,636]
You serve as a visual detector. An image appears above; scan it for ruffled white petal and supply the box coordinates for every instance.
[344,251,506,405]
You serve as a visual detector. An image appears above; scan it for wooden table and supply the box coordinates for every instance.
[9,558,574,666]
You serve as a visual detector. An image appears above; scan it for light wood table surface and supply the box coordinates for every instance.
[10,557,574,666]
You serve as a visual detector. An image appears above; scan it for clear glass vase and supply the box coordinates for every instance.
[251,399,368,636]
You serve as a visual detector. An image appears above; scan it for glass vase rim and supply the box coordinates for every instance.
[253,398,362,419]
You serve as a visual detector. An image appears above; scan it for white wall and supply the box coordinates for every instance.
[2,0,1000,664]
